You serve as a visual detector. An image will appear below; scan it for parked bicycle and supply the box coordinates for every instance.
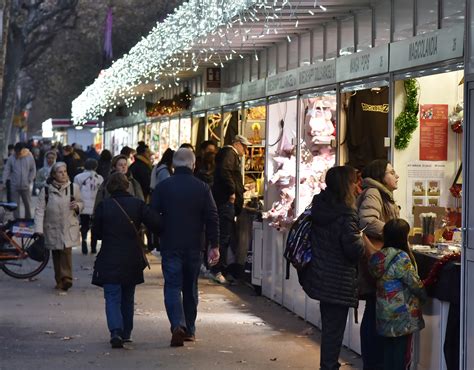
[0,202,49,279]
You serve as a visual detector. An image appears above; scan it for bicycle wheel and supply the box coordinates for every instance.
[0,233,50,279]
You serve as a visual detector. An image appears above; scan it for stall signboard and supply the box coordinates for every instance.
[297,60,336,89]
[242,79,266,101]
[419,104,448,161]
[206,93,222,110]
[191,95,206,112]
[266,69,298,96]
[390,25,464,71]
[221,85,242,106]
[336,44,389,82]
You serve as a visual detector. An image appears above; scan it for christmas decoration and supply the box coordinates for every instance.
[422,252,461,287]
[395,79,419,150]
[449,103,463,134]
[146,89,191,117]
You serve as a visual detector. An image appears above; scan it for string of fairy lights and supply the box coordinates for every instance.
[71,0,328,124]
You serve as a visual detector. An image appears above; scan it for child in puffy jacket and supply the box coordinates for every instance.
[368,218,426,370]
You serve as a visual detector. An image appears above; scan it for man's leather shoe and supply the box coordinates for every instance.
[170,327,185,347]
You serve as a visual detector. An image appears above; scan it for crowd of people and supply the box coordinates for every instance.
[2,138,427,368]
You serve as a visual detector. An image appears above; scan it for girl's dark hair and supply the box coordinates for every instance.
[362,159,390,184]
[325,165,357,208]
[383,219,415,264]
[99,149,112,162]
[158,148,175,173]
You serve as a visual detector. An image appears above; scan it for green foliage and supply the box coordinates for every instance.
[394,79,419,150]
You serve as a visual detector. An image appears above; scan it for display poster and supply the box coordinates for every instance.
[406,161,446,224]
[419,104,448,161]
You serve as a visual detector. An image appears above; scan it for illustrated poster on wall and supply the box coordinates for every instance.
[406,161,446,225]
[419,104,448,161]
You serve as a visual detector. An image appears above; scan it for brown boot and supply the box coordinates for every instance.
[170,327,185,347]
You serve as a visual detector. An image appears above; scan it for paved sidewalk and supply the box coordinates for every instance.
[0,249,362,369]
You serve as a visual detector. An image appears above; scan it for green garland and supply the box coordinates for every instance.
[395,79,419,150]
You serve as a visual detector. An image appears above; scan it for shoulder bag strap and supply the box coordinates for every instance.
[111,198,150,269]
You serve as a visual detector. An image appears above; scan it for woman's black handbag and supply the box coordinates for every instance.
[27,235,48,262]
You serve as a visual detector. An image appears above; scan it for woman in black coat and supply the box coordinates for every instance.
[92,172,160,348]
[301,166,365,370]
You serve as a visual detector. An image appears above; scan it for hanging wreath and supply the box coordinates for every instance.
[422,252,461,287]
[395,79,420,150]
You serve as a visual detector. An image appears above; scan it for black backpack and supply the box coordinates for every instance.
[284,206,312,279]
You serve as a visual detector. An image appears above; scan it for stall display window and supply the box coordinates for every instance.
[342,86,389,170]
[242,105,266,206]
[393,70,464,234]
[417,0,437,34]
[207,111,222,146]
[150,121,160,156]
[179,117,192,146]
[393,0,414,41]
[298,95,337,213]
[191,114,206,148]
[374,0,390,47]
[159,119,170,155]
[222,110,240,146]
[145,123,152,146]
[169,118,180,150]
[138,123,146,144]
[263,98,298,230]
[442,0,464,28]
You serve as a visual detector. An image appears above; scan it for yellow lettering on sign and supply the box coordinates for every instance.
[361,103,389,113]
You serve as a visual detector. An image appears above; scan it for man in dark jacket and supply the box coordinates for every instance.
[129,144,152,200]
[210,135,250,284]
[151,148,219,347]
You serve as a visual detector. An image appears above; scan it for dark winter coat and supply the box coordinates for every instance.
[129,156,152,199]
[301,190,365,308]
[151,167,219,253]
[91,191,160,287]
[196,169,214,187]
[96,160,112,181]
[213,146,244,215]
[63,152,82,180]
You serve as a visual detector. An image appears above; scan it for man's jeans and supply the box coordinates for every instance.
[103,284,136,339]
[210,201,235,275]
[11,188,32,219]
[161,250,201,335]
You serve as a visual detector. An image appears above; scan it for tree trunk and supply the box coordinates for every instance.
[1,23,24,156]
[0,0,11,162]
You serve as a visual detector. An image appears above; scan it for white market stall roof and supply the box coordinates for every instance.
[72,0,370,124]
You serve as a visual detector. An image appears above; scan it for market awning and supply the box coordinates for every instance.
[71,0,370,124]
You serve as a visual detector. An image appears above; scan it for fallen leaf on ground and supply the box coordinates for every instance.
[68,349,82,353]
[270,358,277,361]
[237,360,247,364]
[253,322,266,326]
[61,336,73,340]
[44,331,56,335]
[299,327,315,336]
[219,350,233,354]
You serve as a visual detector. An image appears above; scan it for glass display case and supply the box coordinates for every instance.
[207,109,222,147]
[169,117,180,150]
[242,101,266,207]
[149,120,160,155]
[191,112,206,148]
[222,104,242,147]
[263,96,298,230]
[137,123,146,144]
[297,92,337,213]
[179,115,192,145]
[159,118,170,155]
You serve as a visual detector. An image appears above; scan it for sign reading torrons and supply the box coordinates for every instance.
[266,69,298,95]
[390,25,464,71]
[298,60,336,89]
[242,79,266,101]
[336,45,389,82]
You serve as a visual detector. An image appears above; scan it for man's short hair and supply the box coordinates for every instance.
[136,144,148,155]
[106,172,129,194]
[84,158,98,171]
[173,148,196,170]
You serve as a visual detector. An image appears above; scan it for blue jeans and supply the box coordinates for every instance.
[161,250,201,335]
[103,284,136,339]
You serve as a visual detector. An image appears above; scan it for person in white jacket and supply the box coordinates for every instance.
[74,159,103,254]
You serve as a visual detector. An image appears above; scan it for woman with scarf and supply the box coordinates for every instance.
[357,159,400,370]
[129,144,153,201]
[34,162,83,292]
